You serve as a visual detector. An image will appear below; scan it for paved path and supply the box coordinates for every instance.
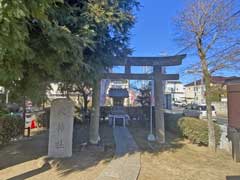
[96,127,141,180]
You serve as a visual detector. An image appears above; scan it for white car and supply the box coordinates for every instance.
[183,104,217,120]
[174,101,187,107]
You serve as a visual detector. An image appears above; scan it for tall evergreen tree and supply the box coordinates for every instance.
[0,0,139,104]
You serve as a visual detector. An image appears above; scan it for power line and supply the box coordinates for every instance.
[206,42,239,60]
[174,7,240,55]
[175,44,193,55]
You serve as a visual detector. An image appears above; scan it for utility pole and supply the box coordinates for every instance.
[194,78,197,103]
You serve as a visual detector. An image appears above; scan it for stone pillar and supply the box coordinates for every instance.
[154,66,165,143]
[89,79,101,144]
[48,99,74,158]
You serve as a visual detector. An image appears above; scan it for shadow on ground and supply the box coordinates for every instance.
[0,129,48,170]
[7,163,51,180]
[1,120,239,180]
[128,121,240,180]
[128,120,185,155]
[48,123,115,177]
[226,176,240,180]
[0,123,115,180]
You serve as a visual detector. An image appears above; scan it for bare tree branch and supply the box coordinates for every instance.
[174,0,240,151]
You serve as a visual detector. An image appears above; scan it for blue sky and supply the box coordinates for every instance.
[112,0,240,85]
[127,0,240,84]
[113,1,190,84]
[129,0,193,84]
[130,1,185,56]
[119,0,201,84]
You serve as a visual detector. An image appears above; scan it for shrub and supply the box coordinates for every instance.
[36,115,43,127]
[178,117,221,146]
[0,115,24,145]
[0,105,9,117]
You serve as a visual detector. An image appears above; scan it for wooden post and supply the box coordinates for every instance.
[113,116,116,128]
[232,132,240,162]
[154,66,165,143]
[227,79,240,162]
[123,117,126,128]
[89,79,101,144]
[125,65,131,74]
[27,127,30,137]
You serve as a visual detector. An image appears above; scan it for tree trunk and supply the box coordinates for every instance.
[83,93,88,115]
[197,38,216,151]
[66,90,70,99]
[202,61,216,151]
[89,79,100,144]
[82,92,89,122]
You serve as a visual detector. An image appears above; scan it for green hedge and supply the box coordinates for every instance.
[0,107,9,117]
[0,115,24,145]
[178,117,221,146]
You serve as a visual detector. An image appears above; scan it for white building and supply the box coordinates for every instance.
[46,83,81,106]
[184,76,237,104]
[46,83,65,100]
[164,80,185,103]
[184,81,205,104]
[0,86,5,104]
[0,86,4,94]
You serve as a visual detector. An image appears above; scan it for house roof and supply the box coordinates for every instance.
[225,77,240,85]
[108,88,129,98]
[185,76,240,87]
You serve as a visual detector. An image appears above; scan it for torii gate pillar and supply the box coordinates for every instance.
[154,66,165,143]
[90,55,186,144]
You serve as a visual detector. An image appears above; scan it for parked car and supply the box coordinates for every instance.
[174,100,187,107]
[183,104,217,120]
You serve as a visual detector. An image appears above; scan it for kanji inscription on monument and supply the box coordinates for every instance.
[48,99,74,158]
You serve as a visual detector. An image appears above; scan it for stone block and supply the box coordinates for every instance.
[48,98,74,158]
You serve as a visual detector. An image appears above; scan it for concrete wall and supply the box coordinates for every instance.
[218,124,232,153]
[212,102,228,117]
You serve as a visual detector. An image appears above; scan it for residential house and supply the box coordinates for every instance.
[184,76,238,104]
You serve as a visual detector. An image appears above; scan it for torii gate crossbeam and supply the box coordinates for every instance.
[89,54,186,144]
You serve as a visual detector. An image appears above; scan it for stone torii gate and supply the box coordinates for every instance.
[89,54,186,144]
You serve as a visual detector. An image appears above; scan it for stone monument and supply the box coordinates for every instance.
[48,98,74,158]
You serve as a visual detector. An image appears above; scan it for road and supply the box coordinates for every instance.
[216,116,228,125]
